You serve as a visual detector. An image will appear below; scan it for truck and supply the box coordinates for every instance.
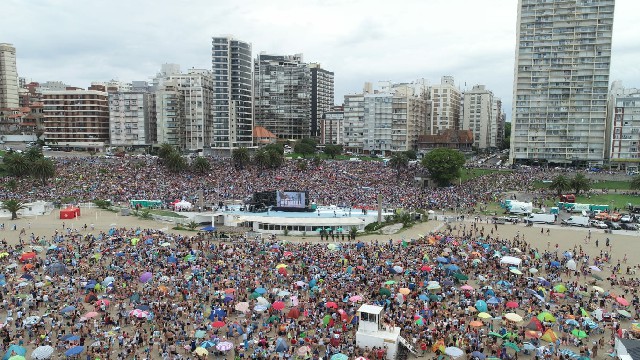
[505,201,533,215]
[570,203,592,213]
[562,216,590,227]
[525,214,557,224]
[590,204,610,212]
[560,194,576,203]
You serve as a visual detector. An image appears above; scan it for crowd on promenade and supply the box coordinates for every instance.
[0,220,635,359]
[0,157,550,211]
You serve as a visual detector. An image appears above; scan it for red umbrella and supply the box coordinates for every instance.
[212,320,226,328]
[617,297,630,306]
[506,301,519,309]
[19,252,36,262]
[287,308,300,319]
[420,265,432,272]
[337,309,348,322]
[224,288,235,294]
[283,251,293,257]
[272,301,285,311]
[325,302,338,309]
[278,267,287,275]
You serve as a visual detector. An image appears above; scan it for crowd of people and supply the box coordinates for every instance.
[0,219,635,360]
[0,157,550,211]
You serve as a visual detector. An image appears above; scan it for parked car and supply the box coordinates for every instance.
[621,223,639,231]
[604,221,622,230]
[620,214,634,223]
[590,220,608,229]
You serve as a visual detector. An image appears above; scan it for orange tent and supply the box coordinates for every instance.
[540,329,558,342]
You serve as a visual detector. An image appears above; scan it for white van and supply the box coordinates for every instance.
[562,216,590,227]
[526,214,556,224]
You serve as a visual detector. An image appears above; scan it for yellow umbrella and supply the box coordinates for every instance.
[276,264,288,269]
[478,312,492,319]
[0,252,9,258]
[510,268,523,275]
[131,238,139,245]
[505,313,523,322]
[194,347,208,356]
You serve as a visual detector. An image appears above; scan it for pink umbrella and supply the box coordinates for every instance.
[129,309,149,318]
[460,285,474,291]
[349,295,363,303]
[272,301,285,311]
[95,299,110,307]
[139,272,153,283]
[617,297,629,306]
[83,311,99,319]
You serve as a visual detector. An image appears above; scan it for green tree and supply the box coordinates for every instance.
[296,159,308,171]
[1,199,26,220]
[570,173,591,195]
[253,148,270,171]
[165,152,187,173]
[263,143,284,155]
[3,153,30,177]
[31,157,56,185]
[192,156,210,174]
[421,148,466,187]
[267,148,284,169]
[549,175,570,196]
[389,153,409,179]
[25,147,44,162]
[324,144,343,159]
[631,175,640,190]
[231,147,250,170]
[349,226,358,240]
[294,143,315,158]
[403,150,418,160]
[501,122,511,150]
[158,143,176,159]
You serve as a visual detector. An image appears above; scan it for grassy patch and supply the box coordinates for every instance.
[459,169,512,183]
[575,193,640,210]
[533,179,631,191]
[147,209,187,218]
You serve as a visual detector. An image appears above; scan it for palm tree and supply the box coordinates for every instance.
[389,153,409,179]
[631,175,640,190]
[158,143,176,160]
[253,148,270,171]
[267,149,284,169]
[3,153,30,177]
[31,157,56,185]
[549,175,570,196]
[1,199,26,220]
[232,147,250,170]
[192,156,210,174]
[165,152,187,173]
[24,147,44,162]
[570,173,591,196]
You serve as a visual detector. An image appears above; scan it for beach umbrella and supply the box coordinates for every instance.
[617,297,630,306]
[460,285,474,291]
[139,272,153,283]
[540,329,558,342]
[379,288,391,297]
[64,335,80,342]
[510,268,523,275]
[593,286,604,293]
[398,288,411,295]
[215,341,233,352]
[23,316,40,326]
[592,274,603,281]
[235,302,249,313]
[64,346,83,357]
[385,280,396,285]
[571,329,588,339]
[436,257,449,263]
[287,308,300,319]
[45,263,66,275]
[565,319,579,326]
[553,284,567,293]
[96,299,110,307]
[505,313,523,322]
[537,312,556,322]
[349,295,363,303]
[506,301,519,309]
[427,283,441,290]
[445,347,464,358]
[194,347,208,356]
[272,301,285,310]
[128,309,148,318]
[327,244,338,250]
[254,304,269,312]
[82,311,98,319]
[475,300,488,312]
[330,354,348,360]
[212,320,225,328]
[454,273,469,281]
[3,346,25,360]
[420,265,432,271]
[19,252,36,262]
[297,346,312,357]
[470,321,484,327]
[566,259,577,271]
[503,341,520,352]
[589,265,602,272]
[200,340,216,349]
[478,312,492,319]
[60,305,76,314]
[30,345,54,359]
[194,330,207,338]
[529,268,538,274]
[325,301,338,309]
[135,304,151,311]
[550,261,560,268]
[255,287,267,294]
[276,264,287,269]
[617,309,632,318]
[471,351,486,359]
[8,356,25,360]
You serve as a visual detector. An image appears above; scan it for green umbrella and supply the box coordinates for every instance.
[571,329,588,339]
[379,288,391,297]
[322,314,331,326]
[249,292,261,300]
[537,312,556,322]
[267,315,280,323]
[580,307,589,317]
[489,332,504,338]
[504,332,517,339]
[617,309,632,318]
[503,341,520,352]
[553,284,567,293]
[454,273,469,281]
[428,294,441,301]
[385,280,396,285]
[592,274,603,281]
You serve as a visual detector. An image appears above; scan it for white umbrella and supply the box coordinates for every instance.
[31,345,55,359]
[256,297,270,306]
[445,347,464,358]
[529,268,538,274]
[216,341,234,351]
[7,263,18,269]
[24,316,40,325]
[589,265,602,272]
[566,259,577,271]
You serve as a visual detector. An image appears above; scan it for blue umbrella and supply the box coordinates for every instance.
[331,354,348,360]
[144,239,153,245]
[200,340,216,349]
[485,289,495,296]
[436,257,449,263]
[65,335,80,341]
[255,287,267,294]
[115,252,125,257]
[565,319,579,326]
[60,305,76,313]
[201,225,216,232]
[65,346,84,357]
[84,281,97,290]
[496,280,511,287]
[487,297,501,305]
[471,351,486,359]
[550,261,560,268]
[135,304,151,311]
[3,345,26,360]
[60,334,76,341]
[475,300,488,312]
[446,264,460,272]
[418,294,428,301]
[167,256,177,263]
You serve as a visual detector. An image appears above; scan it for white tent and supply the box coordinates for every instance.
[174,200,193,211]
[500,256,522,268]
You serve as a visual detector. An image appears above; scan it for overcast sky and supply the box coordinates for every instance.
[4,0,639,120]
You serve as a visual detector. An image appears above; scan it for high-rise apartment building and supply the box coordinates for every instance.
[607,82,640,173]
[155,80,185,149]
[462,85,494,150]
[0,43,19,108]
[428,76,461,135]
[320,106,344,145]
[254,54,311,140]
[510,0,615,165]
[211,36,253,151]
[42,89,110,149]
[343,94,365,152]
[492,98,505,149]
[310,63,334,137]
[109,92,152,147]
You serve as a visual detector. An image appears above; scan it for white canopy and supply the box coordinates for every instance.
[500,256,522,267]
[174,200,193,210]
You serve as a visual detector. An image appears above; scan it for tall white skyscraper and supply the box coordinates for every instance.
[428,76,461,135]
[462,85,494,150]
[0,43,19,108]
[510,0,615,166]
[211,36,253,151]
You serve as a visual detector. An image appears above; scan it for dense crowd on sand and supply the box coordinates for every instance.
[0,220,637,360]
[0,157,550,210]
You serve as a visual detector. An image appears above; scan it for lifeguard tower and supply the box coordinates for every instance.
[355,304,417,359]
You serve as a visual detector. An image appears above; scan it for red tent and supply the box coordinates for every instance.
[60,208,77,219]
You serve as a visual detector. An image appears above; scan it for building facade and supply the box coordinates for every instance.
[343,94,365,152]
[211,36,253,151]
[428,76,461,135]
[310,63,335,137]
[254,54,311,140]
[608,90,640,173]
[510,0,615,165]
[155,80,185,149]
[42,89,110,149]
[491,98,505,149]
[320,106,344,145]
[0,43,19,109]
[462,85,494,150]
[109,92,152,147]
